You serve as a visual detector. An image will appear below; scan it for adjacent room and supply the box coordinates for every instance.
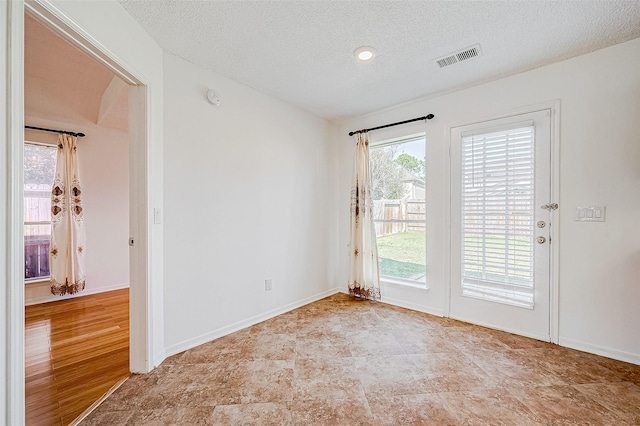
[1,0,639,425]
[23,12,131,425]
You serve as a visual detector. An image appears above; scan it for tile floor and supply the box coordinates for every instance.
[83,293,640,425]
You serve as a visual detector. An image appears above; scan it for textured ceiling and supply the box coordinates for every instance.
[25,14,129,131]
[118,0,640,122]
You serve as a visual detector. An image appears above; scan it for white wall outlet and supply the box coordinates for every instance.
[575,206,606,222]
[265,279,272,291]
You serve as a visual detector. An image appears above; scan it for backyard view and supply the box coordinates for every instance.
[376,231,425,281]
[24,143,56,280]
[370,137,426,284]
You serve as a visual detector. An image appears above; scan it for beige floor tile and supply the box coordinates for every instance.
[239,333,297,360]
[293,357,366,401]
[510,384,625,424]
[294,331,352,359]
[289,396,374,426]
[573,381,640,424]
[80,408,132,426]
[367,393,458,426]
[439,388,542,425]
[83,293,640,425]
[347,329,406,356]
[210,402,292,425]
[392,328,459,354]
[354,354,436,396]
[125,407,215,425]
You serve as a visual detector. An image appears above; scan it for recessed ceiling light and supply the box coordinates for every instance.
[354,46,376,63]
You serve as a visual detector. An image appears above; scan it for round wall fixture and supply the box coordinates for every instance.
[206,89,221,106]
[354,46,376,63]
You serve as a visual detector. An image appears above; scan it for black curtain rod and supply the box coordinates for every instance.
[25,125,85,138]
[348,113,435,137]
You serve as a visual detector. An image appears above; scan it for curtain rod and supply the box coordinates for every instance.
[25,125,86,138]
[348,114,435,137]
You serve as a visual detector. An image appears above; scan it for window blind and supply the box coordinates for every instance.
[460,125,535,308]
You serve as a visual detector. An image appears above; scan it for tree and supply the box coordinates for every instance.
[395,153,425,179]
[370,147,406,200]
[24,144,57,187]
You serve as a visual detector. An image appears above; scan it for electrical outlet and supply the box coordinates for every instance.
[265,279,272,291]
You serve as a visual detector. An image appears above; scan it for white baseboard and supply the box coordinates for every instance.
[153,350,167,369]
[448,313,550,342]
[338,287,444,317]
[380,295,445,317]
[342,287,639,366]
[25,282,129,306]
[162,287,341,360]
[559,336,640,365]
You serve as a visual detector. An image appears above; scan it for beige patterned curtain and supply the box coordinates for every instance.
[50,134,86,295]
[348,133,381,300]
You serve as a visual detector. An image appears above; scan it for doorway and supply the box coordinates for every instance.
[449,109,556,341]
[23,10,133,424]
[2,1,155,423]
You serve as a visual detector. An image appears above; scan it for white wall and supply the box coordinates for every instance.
[162,53,339,355]
[337,37,640,364]
[23,122,129,305]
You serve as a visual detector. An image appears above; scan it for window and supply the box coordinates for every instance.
[370,135,426,285]
[460,124,535,307]
[24,143,57,281]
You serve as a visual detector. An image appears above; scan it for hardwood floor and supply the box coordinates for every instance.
[25,288,130,426]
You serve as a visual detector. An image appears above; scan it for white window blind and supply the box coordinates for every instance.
[460,125,535,308]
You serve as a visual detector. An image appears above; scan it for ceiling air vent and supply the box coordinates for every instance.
[435,44,482,68]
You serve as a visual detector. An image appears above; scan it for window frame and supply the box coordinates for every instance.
[23,140,57,283]
[369,133,428,288]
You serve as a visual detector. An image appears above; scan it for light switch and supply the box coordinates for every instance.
[575,206,606,222]
[154,208,162,224]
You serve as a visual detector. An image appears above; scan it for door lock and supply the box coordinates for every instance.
[537,236,546,244]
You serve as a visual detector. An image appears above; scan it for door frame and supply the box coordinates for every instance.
[4,0,155,422]
[444,101,561,344]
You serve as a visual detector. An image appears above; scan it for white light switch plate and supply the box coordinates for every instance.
[154,208,162,224]
[575,206,606,222]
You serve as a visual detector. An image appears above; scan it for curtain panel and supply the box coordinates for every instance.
[348,133,381,300]
[50,134,86,295]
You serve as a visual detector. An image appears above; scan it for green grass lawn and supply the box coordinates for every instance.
[375,232,532,283]
[376,232,425,280]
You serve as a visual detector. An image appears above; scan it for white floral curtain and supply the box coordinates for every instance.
[348,133,381,300]
[50,134,86,295]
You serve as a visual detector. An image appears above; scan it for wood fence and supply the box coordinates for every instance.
[25,235,50,279]
[24,186,51,279]
[373,199,426,236]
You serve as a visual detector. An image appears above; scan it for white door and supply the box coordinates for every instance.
[450,110,553,341]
